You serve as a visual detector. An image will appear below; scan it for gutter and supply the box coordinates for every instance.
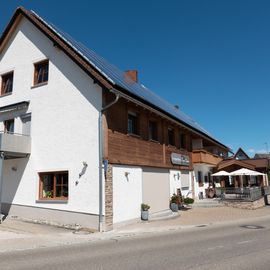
[98,90,120,232]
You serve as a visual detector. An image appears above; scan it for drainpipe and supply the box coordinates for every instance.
[0,152,4,223]
[98,90,120,232]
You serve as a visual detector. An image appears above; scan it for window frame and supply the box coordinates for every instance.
[39,171,69,201]
[180,133,187,149]
[1,71,14,96]
[127,111,140,136]
[167,127,175,146]
[4,119,14,134]
[198,171,203,187]
[33,59,49,86]
[148,120,158,141]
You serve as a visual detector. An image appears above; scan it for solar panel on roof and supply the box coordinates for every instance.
[31,10,222,141]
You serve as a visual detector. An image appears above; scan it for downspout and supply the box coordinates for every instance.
[0,152,4,223]
[98,90,120,232]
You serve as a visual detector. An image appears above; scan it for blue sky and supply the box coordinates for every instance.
[1,0,270,155]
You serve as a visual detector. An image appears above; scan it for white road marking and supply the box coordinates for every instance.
[237,240,255,245]
[207,245,224,250]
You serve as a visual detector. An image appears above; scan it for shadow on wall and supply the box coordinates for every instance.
[2,157,29,215]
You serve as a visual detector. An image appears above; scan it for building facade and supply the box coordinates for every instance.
[0,7,230,230]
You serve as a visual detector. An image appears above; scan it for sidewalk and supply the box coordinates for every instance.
[0,206,269,253]
[113,206,270,233]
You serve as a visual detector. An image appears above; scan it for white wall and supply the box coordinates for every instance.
[169,170,181,196]
[193,164,213,199]
[0,17,102,215]
[113,165,142,224]
[169,170,192,198]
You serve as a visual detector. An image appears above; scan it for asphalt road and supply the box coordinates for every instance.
[1,217,270,270]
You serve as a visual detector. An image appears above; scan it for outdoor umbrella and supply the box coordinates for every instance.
[212,171,231,176]
[230,168,264,176]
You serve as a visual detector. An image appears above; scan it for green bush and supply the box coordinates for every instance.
[170,194,180,204]
[141,203,150,211]
[183,197,194,204]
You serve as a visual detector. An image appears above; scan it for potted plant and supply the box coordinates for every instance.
[170,194,179,212]
[44,191,53,198]
[141,203,150,221]
[183,197,194,207]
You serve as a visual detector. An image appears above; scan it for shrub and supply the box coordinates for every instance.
[170,194,180,204]
[141,203,150,211]
[183,197,194,204]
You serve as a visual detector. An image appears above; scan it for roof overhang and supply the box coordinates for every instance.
[0,7,114,90]
[217,159,255,171]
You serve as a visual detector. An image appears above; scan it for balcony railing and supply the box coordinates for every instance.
[216,187,263,202]
[0,131,31,157]
[192,149,223,166]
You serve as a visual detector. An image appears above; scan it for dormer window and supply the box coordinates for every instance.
[1,71,13,95]
[34,60,49,86]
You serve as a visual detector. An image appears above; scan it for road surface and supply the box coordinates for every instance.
[1,217,270,270]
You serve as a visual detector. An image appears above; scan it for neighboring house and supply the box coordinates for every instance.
[254,153,270,159]
[216,148,269,188]
[0,7,230,231]
[233,148,250,160]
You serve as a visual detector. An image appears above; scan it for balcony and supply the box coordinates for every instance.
[192,149,222,166]
[0,132,31,158]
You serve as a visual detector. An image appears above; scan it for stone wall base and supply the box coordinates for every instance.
[2,203,99,230]
[223,196,270,210]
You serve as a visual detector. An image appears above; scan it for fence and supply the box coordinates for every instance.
[262,186,270,195]
[216,187,263,202]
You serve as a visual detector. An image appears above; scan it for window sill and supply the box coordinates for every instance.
[127,133,141,139]
[149,139,160,144]
[31,81,48,89]
[168,144,177,149]
[0,92,12,98]
[36,199,68,204]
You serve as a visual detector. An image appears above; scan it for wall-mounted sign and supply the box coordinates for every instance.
[171,153,190,166]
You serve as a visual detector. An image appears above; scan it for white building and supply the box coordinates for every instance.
[0,7,229,231]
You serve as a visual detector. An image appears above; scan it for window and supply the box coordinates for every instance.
[168,127,175,146]
[39,171,68,200]
[1,71,13,95]
[198,171,203,187]
[4,119,14,133]
[208,172,212,185]
[149,120,158,141]
[180,133,186,149]
[34,60,49,85]
[128,112,139,135]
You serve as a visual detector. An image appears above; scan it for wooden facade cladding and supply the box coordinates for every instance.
[192,149,223,166]
[107,130,192,170]
[104,93,193,170]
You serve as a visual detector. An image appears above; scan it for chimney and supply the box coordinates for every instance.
[125,70,138,83]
